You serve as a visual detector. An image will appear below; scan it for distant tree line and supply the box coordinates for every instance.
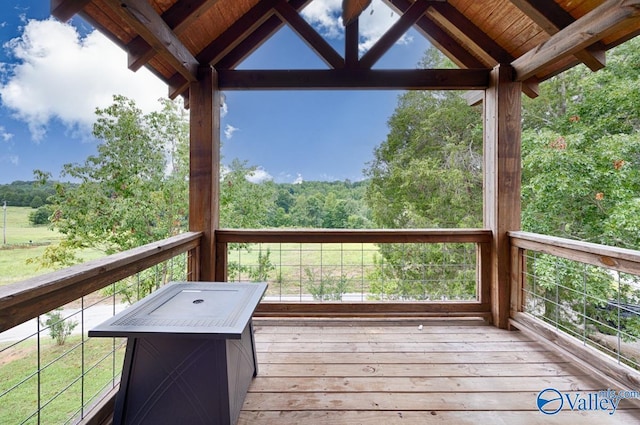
[0,180,64,209]
[4,177,371,229]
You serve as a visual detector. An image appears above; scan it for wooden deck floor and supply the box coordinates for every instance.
[238,318,640,424]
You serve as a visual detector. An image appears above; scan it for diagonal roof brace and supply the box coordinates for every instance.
[104,0,200,83]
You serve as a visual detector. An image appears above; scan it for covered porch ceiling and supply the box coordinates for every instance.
[51,0,640,99]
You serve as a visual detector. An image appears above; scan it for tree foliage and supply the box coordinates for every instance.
[362,48,483,299]
[35,96,189,267]
[522,38,640,247]
[0,180,58,208]
[363,39,640,315]
[365,51,483,228]
[520,38,640,340]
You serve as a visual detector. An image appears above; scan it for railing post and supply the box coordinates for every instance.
[483,64,522,329]
[478,241,492,307]
[188,245,201,282]
[510,244,525,319]
[189,65,220,282]
[215,239,228,282]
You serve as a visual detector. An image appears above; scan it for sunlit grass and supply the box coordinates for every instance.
[0,334,125,425]
[0,207,104,287]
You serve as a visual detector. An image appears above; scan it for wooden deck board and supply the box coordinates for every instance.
[239,319,640,424]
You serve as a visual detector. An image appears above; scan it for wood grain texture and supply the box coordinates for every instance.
[235,319,640,424]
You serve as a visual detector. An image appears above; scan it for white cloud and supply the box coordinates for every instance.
[220,95,228,117]
[246,167,273,183]
[0,154,19,165]
[224,124,239,139]
[0,18,167,142]
[302,0,407,53]
[358,2,411,52]
[302,0,343,39]
[293,173,304,184]
[0,126,13,141]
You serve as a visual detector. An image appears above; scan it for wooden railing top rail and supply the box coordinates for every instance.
[0,231,202,333]
[509,230,640,275]
[216,228,493,244]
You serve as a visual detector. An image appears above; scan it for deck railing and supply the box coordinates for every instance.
[509,231,640,389]
[0,232,201,425]
[0,229,491,424]
[5,228,640,422]
[215,229,493,317]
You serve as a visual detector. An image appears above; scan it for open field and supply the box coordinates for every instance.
[227,242,381,299]
[0,207,101,286]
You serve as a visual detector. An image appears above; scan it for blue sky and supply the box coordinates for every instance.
[0,0,429,184]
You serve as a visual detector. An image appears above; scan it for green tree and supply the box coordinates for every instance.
[39,96,187,264]
[519,38,640,341]
[365,87,483,227]
[220,159,275,229]
[29,205,53,225]
[363,48,483,300]
[33,96,189,300]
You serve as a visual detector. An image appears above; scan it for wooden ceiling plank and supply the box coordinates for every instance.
[274,0,345,69]
[51,0,92,22]
[409,1,540,98]
[512,0,640,82]
[196,0,281,66]
[359,0,432,69]
[105,0,200,82]
[217,68,490,90]
[509,0,606,71]
[127,0,222,72]
[427,3,513,64]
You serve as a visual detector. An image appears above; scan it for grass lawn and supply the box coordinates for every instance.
[0,334,126,425]
[0,207,102,287]
[228,242,381,298]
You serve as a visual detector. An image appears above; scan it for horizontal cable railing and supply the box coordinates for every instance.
[0,232,201,425]
[509,231,640,389]
[215,229,492,316]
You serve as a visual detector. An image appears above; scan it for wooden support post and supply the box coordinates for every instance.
[484,64,521,329]
[189,65,220,281]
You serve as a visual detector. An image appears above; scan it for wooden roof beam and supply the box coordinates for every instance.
[127,0,222,72]
[359,0,432,69]
[426,3,539,98]
[274,0,344,69]
[345,19,359,67]
[213,15,283,69]
[104,0,200,83]
[427,3,513,64]
[386,0,484,68]
[217,68,489,90]
[197,0,283,66]
[168,73,190,100]
[210,0,312,69]
[385,0,537,99]
[51,0,91,22]
[512,0,640,82]
[509,0,606,71]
